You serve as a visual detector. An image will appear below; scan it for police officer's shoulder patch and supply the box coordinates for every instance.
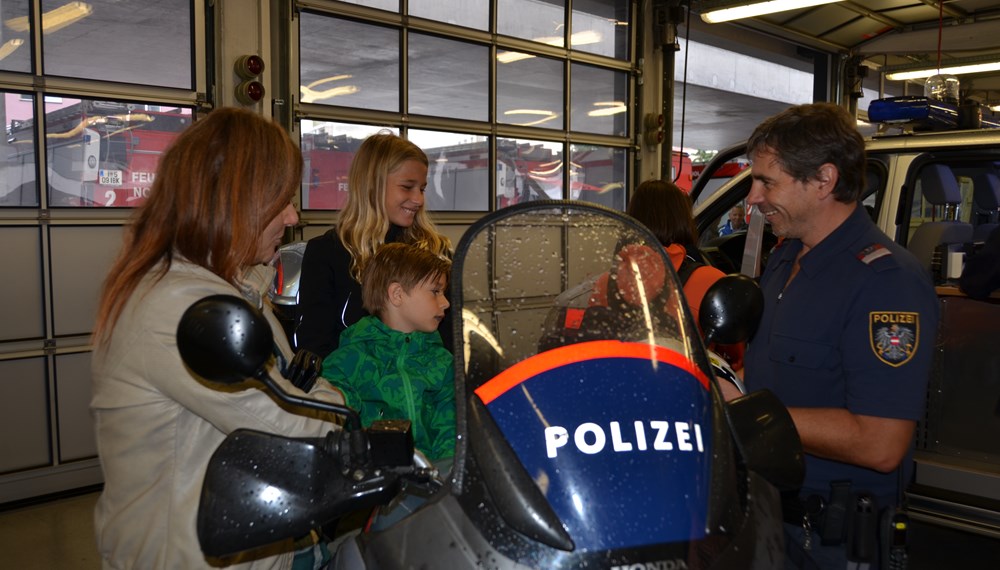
[857,244,892,265]
[869,311,919,367]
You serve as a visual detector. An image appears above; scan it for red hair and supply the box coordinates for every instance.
[93,108,302,341]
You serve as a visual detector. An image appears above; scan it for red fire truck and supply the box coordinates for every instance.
[690,156,750,199]
[6,100,192,207]
[672,151,694,192]
[301,133,625,211]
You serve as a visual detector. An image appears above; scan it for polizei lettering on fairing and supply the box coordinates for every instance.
[544,420,704,458]
[610,560,688,570]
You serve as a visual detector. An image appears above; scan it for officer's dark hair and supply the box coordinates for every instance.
[747,102,866,203]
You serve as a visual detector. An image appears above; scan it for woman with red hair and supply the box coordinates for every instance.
[91,108,343,569]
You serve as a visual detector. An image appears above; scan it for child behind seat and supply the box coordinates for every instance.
[321,242,455,462]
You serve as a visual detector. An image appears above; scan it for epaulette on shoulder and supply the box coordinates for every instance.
[856,243,893,265]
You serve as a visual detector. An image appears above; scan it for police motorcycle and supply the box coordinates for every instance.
[178,200,805,569]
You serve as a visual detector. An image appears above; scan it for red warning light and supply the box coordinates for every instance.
[234,54,266,106]
[234,54,265,80]
[235,80,266,105]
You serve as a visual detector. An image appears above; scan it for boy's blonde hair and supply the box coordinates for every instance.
[361,243,451,317]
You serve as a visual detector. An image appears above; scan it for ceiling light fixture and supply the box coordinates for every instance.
[497,51,533,64]
[503,109,558,127]
[504,109,555,116]
[569,30,602,47]
[529,161,563,177]
[588,101,627,117]
[531,30,603,49]
[300,85,359,103]
[884,55,1000,81]
[497,31,603,63]
[5,1,93,34]
[0,38,23,61]
[300,75,358,103]
[700,0,843,24]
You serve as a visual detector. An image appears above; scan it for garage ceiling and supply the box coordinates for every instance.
[693,0,1000,100]
[669,0,1000,152]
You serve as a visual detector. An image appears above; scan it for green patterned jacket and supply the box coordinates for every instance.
[321,315,455,461]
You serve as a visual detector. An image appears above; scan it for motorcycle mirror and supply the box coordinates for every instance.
[177,294,273,384]
[198,429,400,559]
[726,389,805,492]
[176,294,366,436]
[699,274,763,345]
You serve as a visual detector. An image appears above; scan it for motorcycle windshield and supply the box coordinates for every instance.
[455,201,718,552]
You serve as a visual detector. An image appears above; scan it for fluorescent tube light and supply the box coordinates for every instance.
[497,31,603,63]
[885,60,1000,81]
[588,101,626,117]
[503,109,558,127]
[300,75,358,103]
[300,85,359,104]
[700,0,843,24]
[497,51,533,64]
[5,1,93,34]
[0,39,23,61]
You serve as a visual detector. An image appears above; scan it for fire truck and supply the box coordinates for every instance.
[300,132,625,211]
[6,100,192,207]
[690,156,749,201]
[299,131,357,210]
[671,151,694,192]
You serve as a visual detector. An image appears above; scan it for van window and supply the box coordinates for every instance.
[861,159,887,223]
[908,164,977,244]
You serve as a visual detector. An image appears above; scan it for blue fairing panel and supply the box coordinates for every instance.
[475,340,713,552]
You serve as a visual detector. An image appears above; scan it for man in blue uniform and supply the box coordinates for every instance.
[738,103,939,569]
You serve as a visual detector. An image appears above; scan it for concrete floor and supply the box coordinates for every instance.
[0,490,101,569]
[2,488,1000,569]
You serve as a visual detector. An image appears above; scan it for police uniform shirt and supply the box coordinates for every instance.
[744,204,939,504]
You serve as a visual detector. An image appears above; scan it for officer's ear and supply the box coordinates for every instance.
[813,163,838,199]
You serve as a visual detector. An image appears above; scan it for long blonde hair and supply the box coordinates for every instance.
[93,108,302,341]
[337,132,451,280]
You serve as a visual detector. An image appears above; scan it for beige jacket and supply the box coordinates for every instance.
[91,260,344,569]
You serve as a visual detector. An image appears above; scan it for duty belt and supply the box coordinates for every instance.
[782,480,854,548]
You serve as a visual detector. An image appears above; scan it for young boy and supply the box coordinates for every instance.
[321,242,455,462]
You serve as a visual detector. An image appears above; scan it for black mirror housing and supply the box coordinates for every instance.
[197,429,400,559]
[726,389,805,493]
[699,273,764,345]
[177,294,273,384]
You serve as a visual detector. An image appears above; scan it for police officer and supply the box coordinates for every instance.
[737,103,939,569]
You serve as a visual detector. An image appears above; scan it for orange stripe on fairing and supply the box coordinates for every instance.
[474,340,709,405]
